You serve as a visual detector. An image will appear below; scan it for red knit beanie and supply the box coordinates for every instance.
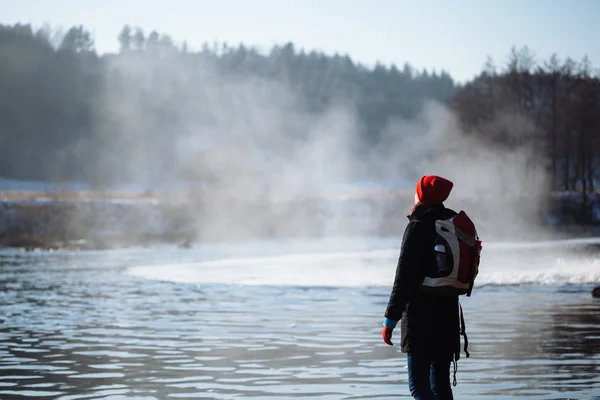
[416,175,453,205]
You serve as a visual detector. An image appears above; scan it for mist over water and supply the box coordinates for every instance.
[91,49,553,244]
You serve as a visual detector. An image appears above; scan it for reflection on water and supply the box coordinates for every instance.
[0,247,599,399]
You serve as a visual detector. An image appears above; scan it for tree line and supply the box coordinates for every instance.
[0,23,455,185]
[452,47,600,204]
[0,23,598,197]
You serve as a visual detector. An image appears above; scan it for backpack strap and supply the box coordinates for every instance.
[459,300,470,358]
[452,356,458,387]
[453,301,470,387]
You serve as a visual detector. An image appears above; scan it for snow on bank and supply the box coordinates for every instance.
[2,181,600,248]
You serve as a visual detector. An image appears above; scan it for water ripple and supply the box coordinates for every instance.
[0,248,599,399]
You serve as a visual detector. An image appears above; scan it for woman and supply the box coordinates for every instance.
[382,175,460,400]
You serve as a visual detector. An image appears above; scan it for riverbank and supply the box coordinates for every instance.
[1,188,600,251]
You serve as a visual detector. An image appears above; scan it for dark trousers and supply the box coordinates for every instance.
[407,353,453,400]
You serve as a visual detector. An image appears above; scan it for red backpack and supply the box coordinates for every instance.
[422,210,482,297]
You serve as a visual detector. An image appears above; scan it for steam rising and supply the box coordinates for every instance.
[94,50,551,243]
[377,101,550,240]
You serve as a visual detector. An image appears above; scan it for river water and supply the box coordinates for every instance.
[1,237,599,399]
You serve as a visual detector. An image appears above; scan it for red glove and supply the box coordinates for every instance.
[382,326,394,346]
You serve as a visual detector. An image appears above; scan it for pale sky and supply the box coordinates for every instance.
[2,0,599,82]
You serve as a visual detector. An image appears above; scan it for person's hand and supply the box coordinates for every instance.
[382,326,393,346]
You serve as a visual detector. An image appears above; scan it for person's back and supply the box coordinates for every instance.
[382,175,462,400]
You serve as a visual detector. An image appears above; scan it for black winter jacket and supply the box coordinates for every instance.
[384,204,461,361]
